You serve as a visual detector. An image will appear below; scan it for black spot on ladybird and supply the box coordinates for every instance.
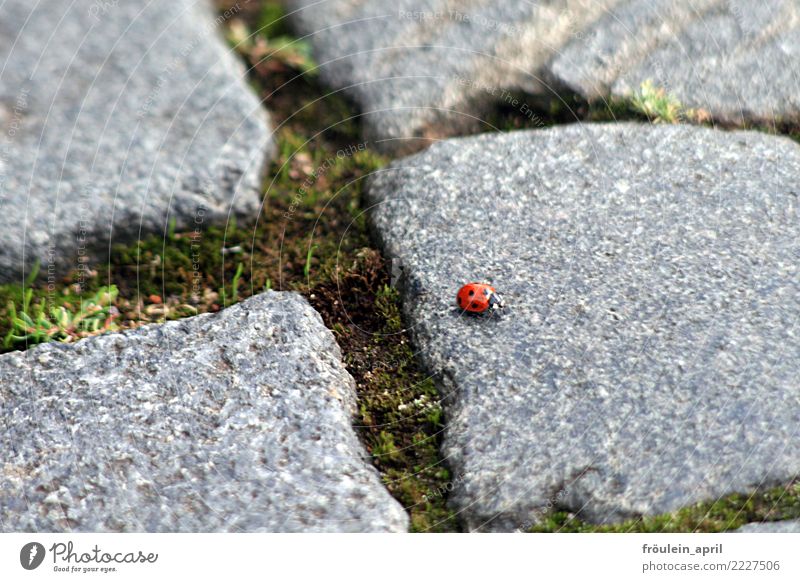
[468,290,474,296]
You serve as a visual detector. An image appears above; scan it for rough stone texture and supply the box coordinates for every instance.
[0,0,273,283]
[552,0,800,124]
[366,123,800,531]
[734,520,800,533]
[287,0,800,152]
[286,0,618,154]
[0,292,408,532]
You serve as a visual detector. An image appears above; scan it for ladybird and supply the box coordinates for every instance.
[456,282,505,314]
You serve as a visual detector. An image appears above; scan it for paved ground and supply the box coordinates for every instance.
[0,0,272,283]
[367,123,800,530]
[2,0,798,534]
[0,293,408,532]
[287,0,800,152]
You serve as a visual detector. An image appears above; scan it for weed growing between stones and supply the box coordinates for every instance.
[529,481,800,533]
[485,78,800,140]
[627,79,695,124]
[481,79,712,132]
[3,261,119,349]
[225,1,318,77]
[482,80,800,172]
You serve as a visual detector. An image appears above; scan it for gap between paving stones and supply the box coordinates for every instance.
[199,3,800,532]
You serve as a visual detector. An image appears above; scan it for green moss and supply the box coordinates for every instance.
[530,481,800,532]
[338,278,458,531]
[307,250,458,530]
[258,2,289,37]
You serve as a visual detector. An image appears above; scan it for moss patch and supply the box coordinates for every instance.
[307,251,457,531]
[530,481,800,533]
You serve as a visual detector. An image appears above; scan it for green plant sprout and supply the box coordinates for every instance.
[303,244,317,280]
[226,12,317,77]
[4,277,119,348]
[220,262,245,307]
[631,80,684,124]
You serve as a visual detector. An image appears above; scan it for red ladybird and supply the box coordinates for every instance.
[456,282,505,314]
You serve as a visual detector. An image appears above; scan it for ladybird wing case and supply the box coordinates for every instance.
[457,283,492,312]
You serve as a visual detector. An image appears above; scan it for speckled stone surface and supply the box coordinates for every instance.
[366,123,800,531]
[286,0,617,154]
[734,520,800,533]
[286,0,800,151]
[0,292,409,532]
[0,0,272,283]
[552,0,800,124]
